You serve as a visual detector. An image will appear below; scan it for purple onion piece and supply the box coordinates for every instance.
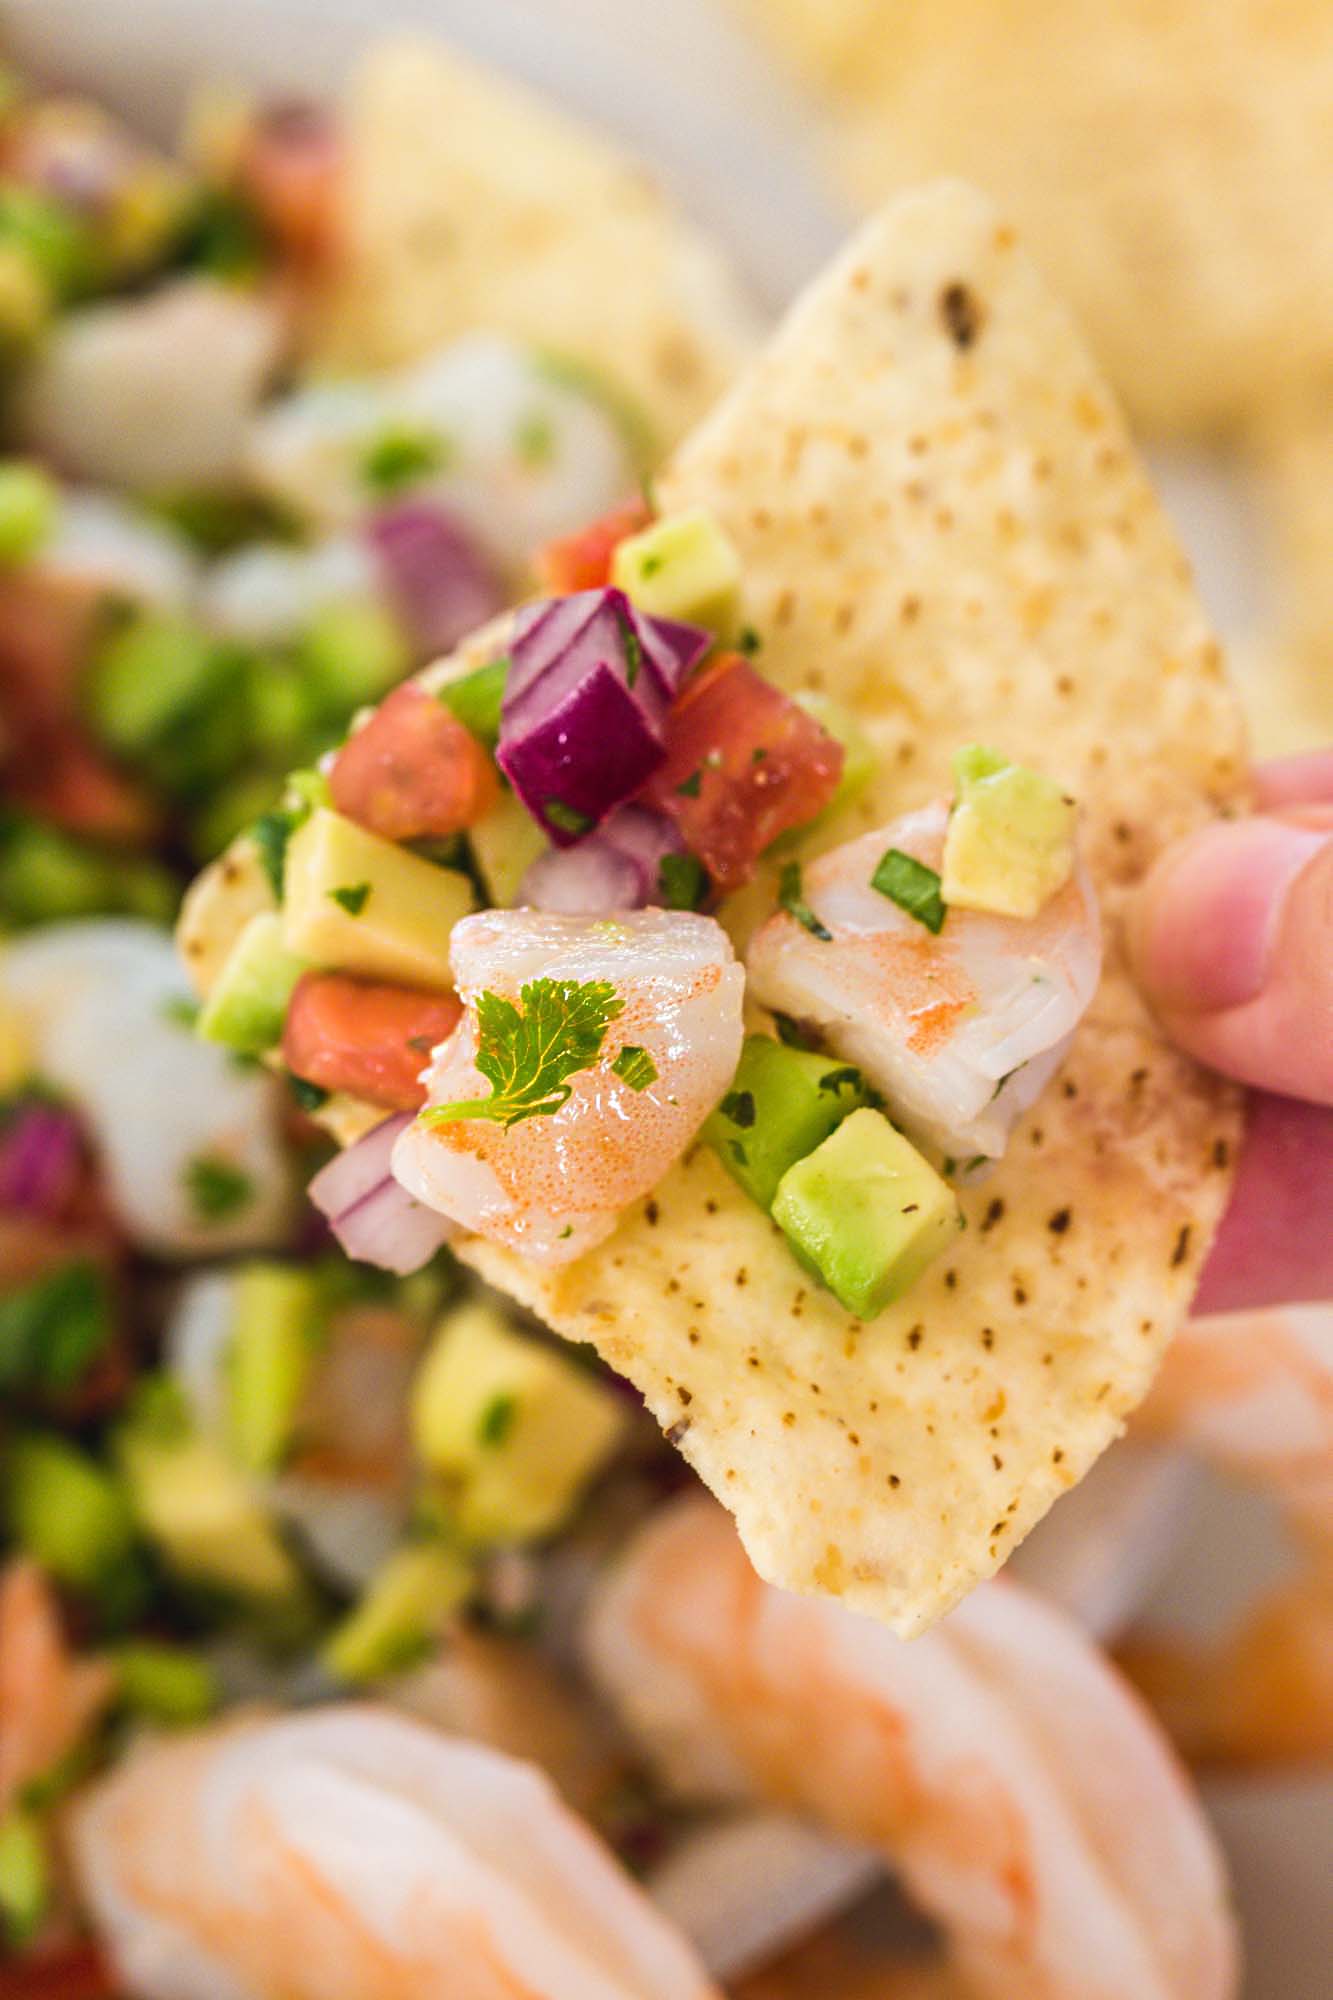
[599,804,686,897]
[367,502,506,659]
[504,588,711,723]
[307,1112,454,1275]
[0,1104,83,1218]
[519,838,642,914]
[498,660,666,846]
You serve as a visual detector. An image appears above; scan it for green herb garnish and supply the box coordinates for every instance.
[718,1088,756,1128]
[183,1153,254,1221]
[675,768,703,799]
[328,881,371,917]
[544,800,593,838]
[738,624,763,656]
[774,1012,813,1049]
[288,1075,330,1114]
[251,808,297,902]
[477,1392,518,1448]
[778,860,832,941]
[819,1066,862,1096]
[870,848,945,933]
[657,852,707,910]
[514,410,556,467]
[360,423,448,495]
[612,1045,658,1092]
[0,1262,110,1394]
[618,609,644,689]
[424,978,624,1130]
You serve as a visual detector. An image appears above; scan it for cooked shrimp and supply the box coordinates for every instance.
[393,910,744,1263]
[1,921,293,1256]
[1119,1303,1333,1765]
[746,804,1101,1164]
[584,1498,1237,2000]
[18,278,285,492]
[0,1561,112,1814]
[734,1928,963,2000]
[70,1705,720,2000]
[246,334,632,565]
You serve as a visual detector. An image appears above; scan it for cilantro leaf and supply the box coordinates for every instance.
[545,800,593,838]
[819,1066,863,1096]
[477,1392,518,1448]
[778,860,832,941]
[360,423,448,495]
[328,881,371,916]
[718,1088,756,1128]
[424,977,624,1129]
[288,1074,330,1113]
[657,852,707,910]
[616,606,643,689]
[675,768,703,799]
[612,1044,658,1091]
[0,1261,110,1392]
[870,849,945,933]
[251,809,296,902]
[183,1153,254,1220]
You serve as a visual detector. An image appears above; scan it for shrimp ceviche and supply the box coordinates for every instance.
[0,20,1327,2000]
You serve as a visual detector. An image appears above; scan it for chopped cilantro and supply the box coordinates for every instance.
[819,1066,862,1096]
[612,1045,658,1092]
[870,848,945,933]
[288,1075,330,1114]
[0,1262,110,1393]
[728,1139,749,1167]
[183,1153,254,1221]
[618,609,644,689]
[360,423,447,495]
[773,1012,813,1049]
[477,1393,518,1448]
[675,768,703,799]
[160,994,200,1030]
[718,1088,756,1128]
[251,809,296,902]
[778,860,832,941]
[544,800,593,838]
[328,881,371,916]
[657,852,707,910]
[424,977,624,1130]
[738,625,763,656]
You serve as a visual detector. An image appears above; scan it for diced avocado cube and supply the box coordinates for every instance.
[282,808,472,989]
[942,744,1077,920]
[110,1642,219,1726]
[794,691,877,819]
[611,506,741,639]
[117,1410,301,1604]
[0,1807,49,1950]
[439,657,508,751]
[86,613,225,758]
[4,1433,138,1593]
[772,1108,960,1319]
[411,1302,626,1544]
[323,1540,474,1685]
[197,910,308,1055]
[0,460,58,564]
[296,599,409,715]
[223,1262,321,1474]
[704,1033,871,1212]
[469,785,547,906]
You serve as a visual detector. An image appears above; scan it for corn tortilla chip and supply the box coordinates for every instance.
[310,38,759,449]
[1242,392,1333,753]
[738,0,1333,443]
[456,183,1247,1634]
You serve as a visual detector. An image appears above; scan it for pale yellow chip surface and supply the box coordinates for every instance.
[1241,393,1333,754]
[310,37,759,448]
[739,0,1333,444]
[458,184,1247,1634]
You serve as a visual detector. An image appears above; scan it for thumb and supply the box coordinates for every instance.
[1127,808,1333,1104]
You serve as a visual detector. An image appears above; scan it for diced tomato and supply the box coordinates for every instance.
[534,497,652,596]
[237,102,343,267]
[329,682,499,843]
[641,654,844,894]
[3,1942,119,2000]
[283,972,461,1111]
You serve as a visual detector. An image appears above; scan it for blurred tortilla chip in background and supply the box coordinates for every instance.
[462,181,1247,1636]
[734,0,1333,751]
[310,37,760,451]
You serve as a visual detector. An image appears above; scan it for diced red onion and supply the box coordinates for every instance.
[518,804,688,913]
[600,803,686,891]
[307,1112,454,1276]
[505,588,709,719]
[366,502,506,659]
[0,1104,83,1218]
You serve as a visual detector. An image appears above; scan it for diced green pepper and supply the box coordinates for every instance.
[704,1033,872,1212]
[0,460,58,563]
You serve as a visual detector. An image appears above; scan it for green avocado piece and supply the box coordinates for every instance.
[941,743,1077,920]
[0,1806,50,1950]
[4,1432,139,1595]
[116,1396,301,1604]
[772,1108,961,1319]
[411,1302,626,1545]
[110,1642,219,1726]
[468,786,547,907]
[439,656,509,750]
[704,1033,872,1212]
[322,1541,474,1685]
[611,506,742,640]
[197,909,308,1056]
[224,1262,322,1475]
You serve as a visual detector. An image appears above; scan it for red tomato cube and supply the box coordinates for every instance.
[534,497,652,596]
[329,682,498,843]
[283,973,461,1111]
[641,655,844,893]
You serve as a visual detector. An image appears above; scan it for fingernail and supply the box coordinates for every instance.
[1130,818,1331,1015]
